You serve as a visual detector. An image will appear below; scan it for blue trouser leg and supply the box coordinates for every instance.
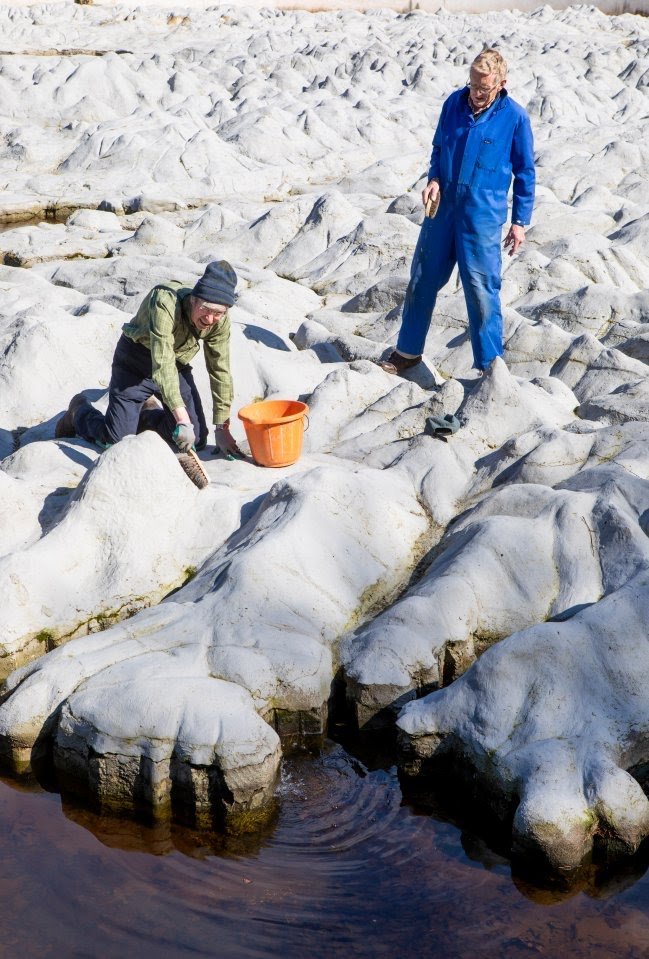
[396,203,457,357]
[455,218,504,371]
[74,335,206,450]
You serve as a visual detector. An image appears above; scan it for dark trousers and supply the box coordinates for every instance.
[74,334,209,450]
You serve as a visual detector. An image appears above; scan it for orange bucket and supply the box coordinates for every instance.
[238,399,309,468]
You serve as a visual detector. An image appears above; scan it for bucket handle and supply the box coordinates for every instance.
[303,413,309,432]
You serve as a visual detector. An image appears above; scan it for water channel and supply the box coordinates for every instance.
[0,736,647,958]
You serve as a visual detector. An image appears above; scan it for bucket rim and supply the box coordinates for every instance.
[237,399,309,426]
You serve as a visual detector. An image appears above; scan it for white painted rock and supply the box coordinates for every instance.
[0,432,245,675]
[398,571,649,872]
[397,422,649,870]
[0,463,428,819]
[0,267,125,428]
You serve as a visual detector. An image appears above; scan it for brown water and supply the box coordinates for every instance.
[0,742,648,958]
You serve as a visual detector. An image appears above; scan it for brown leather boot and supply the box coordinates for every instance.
[54,393,87,438]
[378,351,422,375]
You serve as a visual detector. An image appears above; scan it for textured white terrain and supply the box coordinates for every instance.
[1,0,649,867]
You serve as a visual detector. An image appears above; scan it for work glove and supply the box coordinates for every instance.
[425,413,461,442]
[213,420,242,458]
[172,422,196,453]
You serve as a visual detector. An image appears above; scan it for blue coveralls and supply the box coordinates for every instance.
[397,88,535,370]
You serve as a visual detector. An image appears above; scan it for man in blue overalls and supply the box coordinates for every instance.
[381,49,535,375]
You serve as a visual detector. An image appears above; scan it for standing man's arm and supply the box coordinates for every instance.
[422,102,447,207]
[504,112,535,256]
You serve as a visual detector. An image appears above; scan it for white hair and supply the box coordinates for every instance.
[471,48,507,81]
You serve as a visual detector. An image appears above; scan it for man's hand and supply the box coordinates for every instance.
[504,224,526,256]
[172,422,196,452]
[214,420,242,458]
[422,178,440,207]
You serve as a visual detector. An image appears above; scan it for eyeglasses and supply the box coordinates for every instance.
[466,77,502,96]
[196,301,227,317]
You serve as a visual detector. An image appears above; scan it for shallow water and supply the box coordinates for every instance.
[1,742,648,959]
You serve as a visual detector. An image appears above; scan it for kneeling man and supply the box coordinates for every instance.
[57,260,242,484]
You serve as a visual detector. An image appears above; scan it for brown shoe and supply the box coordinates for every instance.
[378,351,422,375]
[176,450,209,490]
[55,393,87,438]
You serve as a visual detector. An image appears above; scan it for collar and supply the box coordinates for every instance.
[463,86,508,119]
[180,291,201,337]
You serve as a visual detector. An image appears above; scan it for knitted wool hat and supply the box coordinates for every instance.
[192,260,237,306]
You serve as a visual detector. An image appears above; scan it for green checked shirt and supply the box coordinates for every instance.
[121,281,233,425]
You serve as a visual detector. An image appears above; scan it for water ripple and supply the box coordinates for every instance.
[1,743,649,959]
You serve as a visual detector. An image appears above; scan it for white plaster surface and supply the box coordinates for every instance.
[1,0,649,862]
